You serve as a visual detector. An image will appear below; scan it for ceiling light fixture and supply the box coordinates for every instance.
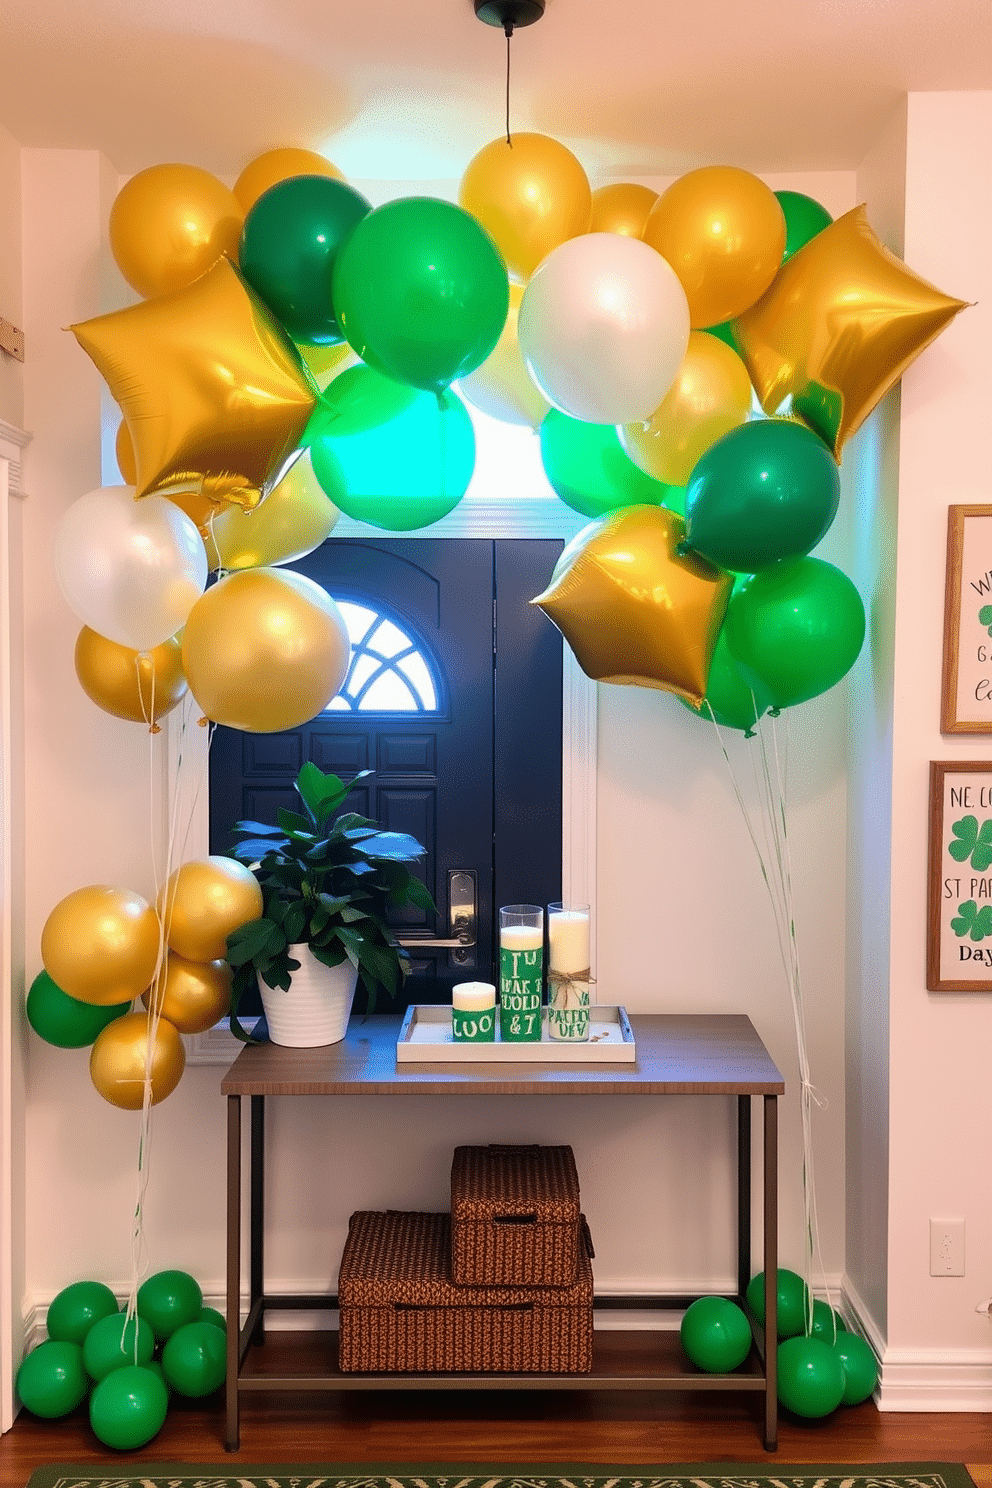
[473,0,546,145]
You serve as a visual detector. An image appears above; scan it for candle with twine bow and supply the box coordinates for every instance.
[547,902,592,1042]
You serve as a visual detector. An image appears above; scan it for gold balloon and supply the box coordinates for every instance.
[109,164,243,300]
[143,952,232,1034]
[734,204,968,458]
[531,505,732,706]
[458,283,549,429]
[590,183,658,239]
[41,885,161,1007]
[89,1012,185,1110]
[621,331,753,487]
[71,257,317,510]
[181,567,351,732]
[643,166,785,329]
[459,133,592,282]
[234,148,344,215]
[203,451,340,571]
[158,856,262,964]
[115,420,136,485]
[74,626,188,730]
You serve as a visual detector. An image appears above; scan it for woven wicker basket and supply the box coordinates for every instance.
[450,1143,582,1287]
[338,1209,593,1373]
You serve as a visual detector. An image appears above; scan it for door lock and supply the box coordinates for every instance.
[398,869,477,965]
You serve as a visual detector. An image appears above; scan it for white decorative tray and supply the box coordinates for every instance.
[396,1005,636,1063]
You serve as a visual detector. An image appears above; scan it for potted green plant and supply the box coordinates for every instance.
[224,761,434,1045]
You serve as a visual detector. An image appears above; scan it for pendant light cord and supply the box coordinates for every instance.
[505,23,513,145]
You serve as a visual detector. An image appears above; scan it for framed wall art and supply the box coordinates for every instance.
[941,504,992,732]
[927,760,992,991]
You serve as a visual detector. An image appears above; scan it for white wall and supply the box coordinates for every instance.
[883,92,992,1391]
[0,121,24,429]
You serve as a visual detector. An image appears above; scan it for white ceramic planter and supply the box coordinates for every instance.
[258,944,359,1047]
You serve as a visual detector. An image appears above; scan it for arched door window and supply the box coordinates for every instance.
[328,601,441,714]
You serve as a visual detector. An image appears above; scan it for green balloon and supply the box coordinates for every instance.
[540,409,676,519]
[47,1280,119,1344]
[144,1358,171,1394]
[26,971,130,1049]
[833,1330,878,1405]
[161,1320,227,1397]
[197,1305,227,1333]
[680,1296,752,1372]
[725,558,866,710]
[89,1364,168,1450]
[775,190,834,263]
[82,1311,154,1381]
[239,175,371,346]
[332,196,509,391]
[684,418,840,573]
[308,365,476,530]
[136,1269,203,1343]
[745,1267,809,1339]
[777,1335,845,1418]
[682,629,772,735]
[809,1297,847,1344]
[16,1341,88,1418]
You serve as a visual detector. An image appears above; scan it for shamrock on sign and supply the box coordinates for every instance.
[947,815,992,872]
[950,899,992,941]
[979,603,992,636]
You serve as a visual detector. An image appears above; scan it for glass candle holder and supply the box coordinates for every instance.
[547,901,591,1042]
[451,981,496,1042]
[498,904,543,1042]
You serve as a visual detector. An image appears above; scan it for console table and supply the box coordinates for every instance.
[222,1011,784,1451]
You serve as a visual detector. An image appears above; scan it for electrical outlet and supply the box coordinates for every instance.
[930,1217,965,1276]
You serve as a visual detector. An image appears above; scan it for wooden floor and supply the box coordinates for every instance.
[1,1332,990,1488]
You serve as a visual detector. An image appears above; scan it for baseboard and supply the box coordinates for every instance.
[842,1275,992,1411]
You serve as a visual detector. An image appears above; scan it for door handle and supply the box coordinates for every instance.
[398,869,477,963]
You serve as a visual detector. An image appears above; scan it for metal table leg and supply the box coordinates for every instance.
[763,1092,778,1451]
[250,1095,265,1345]
[225,1093,241,1452]
[737,1094,751,1301]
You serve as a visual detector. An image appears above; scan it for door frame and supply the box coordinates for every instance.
[171,494,597,1065]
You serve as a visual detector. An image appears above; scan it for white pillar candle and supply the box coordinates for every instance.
[548,908,590,974]
[452,981,496,1012]
[499,924,543,952]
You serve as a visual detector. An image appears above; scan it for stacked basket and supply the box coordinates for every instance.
[338,1143,594,1373]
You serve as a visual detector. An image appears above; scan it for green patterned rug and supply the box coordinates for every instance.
[22,1465,977,1488]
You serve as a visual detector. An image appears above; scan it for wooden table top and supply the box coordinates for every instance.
[221,1012,785,1097]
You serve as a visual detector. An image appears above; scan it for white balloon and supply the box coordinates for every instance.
[518,232,691,425]
[54,486,208,652]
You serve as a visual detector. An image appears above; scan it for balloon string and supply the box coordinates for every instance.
[706,700,833,1339]
[505,28,512,146]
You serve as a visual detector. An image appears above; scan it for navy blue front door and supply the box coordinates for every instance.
[208,538,563,1009]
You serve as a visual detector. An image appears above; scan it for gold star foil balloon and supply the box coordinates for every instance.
[734,205,967,458]
[71,257,317,510]
[531,505,733,706]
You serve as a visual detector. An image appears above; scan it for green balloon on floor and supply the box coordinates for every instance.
[46,1279,119,1345]
[137,1269,203,1342]
[16,1340,88,1418]
[833,1330,878,1405]
[745,1267,809,1339]
[680,1295,753,1372]
[809,1297,846,1344]
[82,1312,153,1381]
[89,1364,168,1450]
[777,1334,845,1418]
[197,1306,227,1333]
[162,1320,226,1397]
